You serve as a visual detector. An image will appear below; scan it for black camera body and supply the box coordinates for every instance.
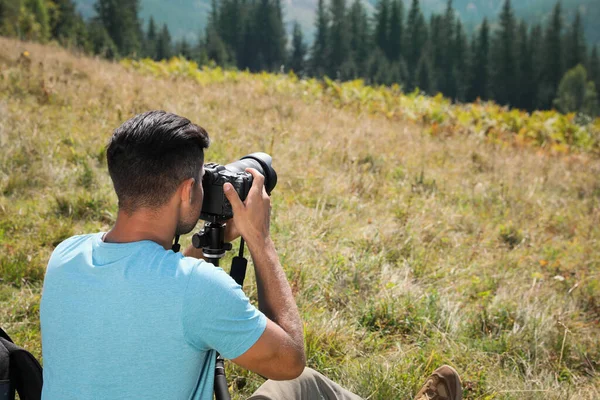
[200,152,277,223]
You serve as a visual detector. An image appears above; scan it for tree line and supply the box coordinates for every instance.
[1,0,599,115]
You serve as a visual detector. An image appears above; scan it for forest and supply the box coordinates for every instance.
[1,0,599,115]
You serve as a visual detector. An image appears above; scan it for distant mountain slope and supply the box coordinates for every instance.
[74,0,599,47]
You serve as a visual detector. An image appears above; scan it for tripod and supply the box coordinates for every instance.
[190,221,249,400]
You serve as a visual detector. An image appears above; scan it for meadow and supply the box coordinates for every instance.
[0,36,599,399]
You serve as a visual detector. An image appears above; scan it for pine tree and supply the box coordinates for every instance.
[405,0,428,87]
[0,0,21,36]
[490,0,517,106]
[367,48,392,85]
[218,0,245,66]
[253,0,286,71]
[388,0,403,61]
[204,0,229,66]
[144,17,157,59]
[374,0,389,56]
[87,19,117,58]
[72,13,91,52]
[429,14,443,92]
[565,11,587,71]
[93,0,143,56]
[453,17,468,102]
[436,0,457,99]
[311,0,329,77]
[348,0,369,78]
[467,18,490,101]
[155,23,172,60]
[529,23,544,109]
[539,1,564,109]
[328,0,349,77]
[175,38,193,59]
[517,21,535,111]
[51,0,79,43]
[289,21,307,75]
[589,45,600,91]
[237,9,254,69]
[416,52,433,94]
[24,0,51,41]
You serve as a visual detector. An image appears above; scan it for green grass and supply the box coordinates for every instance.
[0,37,599,399]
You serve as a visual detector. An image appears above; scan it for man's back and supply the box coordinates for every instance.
[40,233,266,400]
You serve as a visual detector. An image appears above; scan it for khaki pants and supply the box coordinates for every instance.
[248,368,363,400]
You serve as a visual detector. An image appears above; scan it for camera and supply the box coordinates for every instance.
[200,152,277,223]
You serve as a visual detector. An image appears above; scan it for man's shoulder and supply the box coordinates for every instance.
[50,233,98,260]
[183,258,234,286]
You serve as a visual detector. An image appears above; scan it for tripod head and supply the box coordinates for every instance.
[191,222,232,266]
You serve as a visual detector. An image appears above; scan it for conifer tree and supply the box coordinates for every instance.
[204,0,229,66]
[239,1,266,70]
[348,0,369,78]
[490,0,517,106]
[144,16,157,59]
[453,17,468,102]
[517,21,535,111]
[429,14,442,91]
[176,38,192,59]
[416,51,433,94]
[51,0,79,43]
[0,0,21,36]
[388,0,403,62]
[93,0,143,56]
[438,0,456,98]
[539,1,564,109]
[218,0,245,65]
[367,48,392,85]
[289,21,307,75]
[405,0,428,87]
[72,13,90,52]
[155,23,172,60]
[374,0,389,56]
[87,19,117,58]
[467,18,490,101]
[565,11,586,71]
[328,0,349,77]
[529,23,544,109]
[589,45,600,91]
[311,0,329,77]
[253,0,286,71]
[24,0,50,41]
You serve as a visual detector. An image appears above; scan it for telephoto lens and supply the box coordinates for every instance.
[200,152,277,223]
[224,153,277,194]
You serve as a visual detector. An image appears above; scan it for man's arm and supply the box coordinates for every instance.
[224,169,306,380]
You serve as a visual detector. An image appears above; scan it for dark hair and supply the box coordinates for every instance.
[106,110,210,213]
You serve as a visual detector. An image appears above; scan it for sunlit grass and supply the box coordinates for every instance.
[0,37,599,399]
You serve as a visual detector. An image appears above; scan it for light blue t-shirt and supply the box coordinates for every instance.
[40,233,267,400]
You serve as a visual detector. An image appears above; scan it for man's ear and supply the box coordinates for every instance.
[180,177,196,205]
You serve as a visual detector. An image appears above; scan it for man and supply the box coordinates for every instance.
[40,111,462,400]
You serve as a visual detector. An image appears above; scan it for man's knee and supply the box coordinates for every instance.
[296,367,320,382]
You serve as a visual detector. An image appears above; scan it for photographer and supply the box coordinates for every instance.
[40,111,462,400]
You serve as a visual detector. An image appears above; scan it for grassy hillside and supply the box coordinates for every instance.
[1,37,599,399]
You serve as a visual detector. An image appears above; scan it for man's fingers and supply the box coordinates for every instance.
[224,183,244,213]
[245,168,265,190]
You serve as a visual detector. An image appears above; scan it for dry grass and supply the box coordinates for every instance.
[0,37,599,399]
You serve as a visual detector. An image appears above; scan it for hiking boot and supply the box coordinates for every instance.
[413,365,463,400]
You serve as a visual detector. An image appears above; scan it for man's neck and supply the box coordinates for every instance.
[103,208,176,251]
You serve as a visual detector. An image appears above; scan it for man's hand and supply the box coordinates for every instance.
[224,168,306,380]
[223,168,271,249]
[223,218,240,243]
